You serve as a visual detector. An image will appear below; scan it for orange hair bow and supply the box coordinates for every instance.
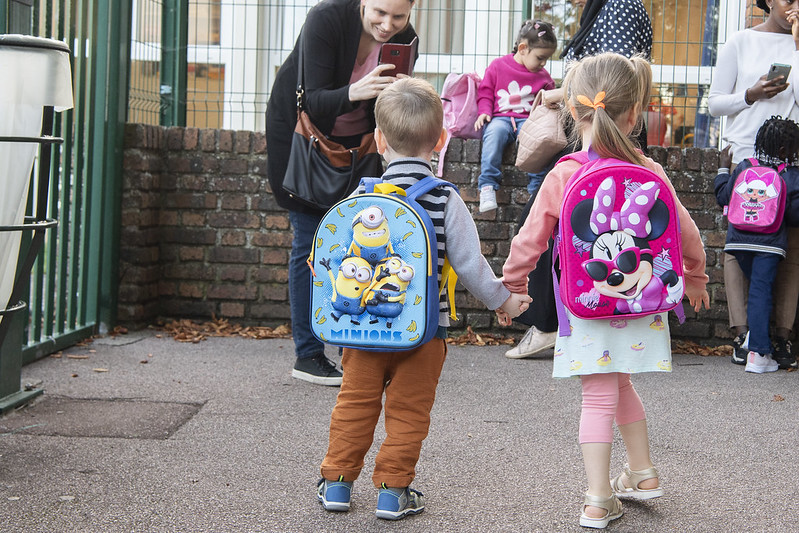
[577,91,606,110]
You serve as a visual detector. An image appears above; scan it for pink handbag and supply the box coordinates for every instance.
[515,90,567,173]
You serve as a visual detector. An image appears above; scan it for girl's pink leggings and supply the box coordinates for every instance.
[579,372,646,444]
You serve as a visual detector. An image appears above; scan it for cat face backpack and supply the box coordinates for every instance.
[553,151,686,336]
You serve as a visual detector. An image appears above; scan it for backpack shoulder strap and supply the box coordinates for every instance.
[360,177,382,193]
[406,175,459,200]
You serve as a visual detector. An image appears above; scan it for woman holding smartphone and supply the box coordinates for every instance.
[266,0,418,386]
[708,0,799,370]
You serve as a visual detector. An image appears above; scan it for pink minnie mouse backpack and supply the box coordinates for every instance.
[725,158,786,234]
[553,151,686,336]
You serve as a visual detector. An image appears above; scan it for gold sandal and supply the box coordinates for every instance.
[611,464,663,500]
[579,493,623,529]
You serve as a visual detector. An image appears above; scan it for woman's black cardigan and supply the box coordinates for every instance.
[266,0,417,213]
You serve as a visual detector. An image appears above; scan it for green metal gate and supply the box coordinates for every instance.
[0,0,131,362]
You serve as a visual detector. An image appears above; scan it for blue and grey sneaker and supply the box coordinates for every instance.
[317,476,352,512]
[375,484,424,520]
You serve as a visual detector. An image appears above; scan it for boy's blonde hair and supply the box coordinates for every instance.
[562,52,652,166]
[375,77,443,156]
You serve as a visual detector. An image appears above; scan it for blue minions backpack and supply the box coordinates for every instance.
[308,176,458,351]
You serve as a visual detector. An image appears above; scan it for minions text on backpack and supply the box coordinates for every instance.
[553,151,686,336]
[724,158,787,234]
[308,176,458,351]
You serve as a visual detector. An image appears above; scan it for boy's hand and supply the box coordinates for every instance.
[719,145,732,171]
[685,286,710,312]
[474,114,491,131]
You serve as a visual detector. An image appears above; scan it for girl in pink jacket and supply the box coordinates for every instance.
[499,53,710,529]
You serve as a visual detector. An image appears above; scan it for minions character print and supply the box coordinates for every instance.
[312,197,429,345]
[569,177,684,317]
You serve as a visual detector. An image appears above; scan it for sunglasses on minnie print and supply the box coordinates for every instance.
[582,248,652,282]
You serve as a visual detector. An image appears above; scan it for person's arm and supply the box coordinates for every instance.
[784,168,799,227]
[651,163,709,295]
[713,146,734,207]
[502,161,573,294]
[442,192,511,310]
[300,9,358,121]
[707,37,748,117]
[476,59,498,117]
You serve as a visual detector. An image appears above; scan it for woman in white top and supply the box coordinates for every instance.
[708,0,799,369]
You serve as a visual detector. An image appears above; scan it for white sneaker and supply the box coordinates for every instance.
[479,185,497,212]
[505,326,557,358]
[744,351,779,373]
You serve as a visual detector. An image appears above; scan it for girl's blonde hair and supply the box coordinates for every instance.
[562,52,652,166]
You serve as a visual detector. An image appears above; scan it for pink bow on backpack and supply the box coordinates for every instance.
[589,177,661,238]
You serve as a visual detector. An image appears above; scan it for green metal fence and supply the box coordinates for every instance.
[0,0,131,362]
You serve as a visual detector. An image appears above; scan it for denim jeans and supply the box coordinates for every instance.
[736,251,781,355]
[288,210,325,359]
[478,116,540,191]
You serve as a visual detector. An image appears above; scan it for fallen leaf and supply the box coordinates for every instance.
[672,340,730,356]
[773,395,785,402]
[157,316,294,343]
[446,326,514,346]
[66,354,90,360]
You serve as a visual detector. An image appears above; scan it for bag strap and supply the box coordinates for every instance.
[295,30,305,111]
[550,230,572,337]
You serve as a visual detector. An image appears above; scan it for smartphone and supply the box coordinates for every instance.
[767,63,792,82]
[378,36,418,76]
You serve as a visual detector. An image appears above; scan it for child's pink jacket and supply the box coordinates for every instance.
[502,155,709,296]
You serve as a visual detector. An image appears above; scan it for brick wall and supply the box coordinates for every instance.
[121,123,735,344]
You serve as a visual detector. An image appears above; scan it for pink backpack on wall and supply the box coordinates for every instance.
[436,72,482,176]
[725,158,786,234]
[553,151,685,336]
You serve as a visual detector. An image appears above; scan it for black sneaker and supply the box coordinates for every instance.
[772,338,797,370]
[731,333,748,365]
[292,354,343,386]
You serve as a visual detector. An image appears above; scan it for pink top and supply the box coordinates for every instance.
[331,45,381,137]
[476,54,555,118]
[502,154,709,295]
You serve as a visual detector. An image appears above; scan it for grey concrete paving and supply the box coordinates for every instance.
[0,329,797,532]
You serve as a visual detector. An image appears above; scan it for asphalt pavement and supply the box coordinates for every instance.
[1,329,797,532]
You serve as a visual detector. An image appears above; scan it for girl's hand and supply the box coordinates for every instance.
[348,63,398,102]
[474,114,491,131]
[747,74,789,104]
[685,287,710,312]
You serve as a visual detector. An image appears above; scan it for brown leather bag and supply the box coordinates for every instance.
[282,109,382,210]
[515,90,567,173]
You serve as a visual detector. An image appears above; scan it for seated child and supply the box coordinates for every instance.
[316,77,531,520]
[475,19,557,212]
[715,115,799,372]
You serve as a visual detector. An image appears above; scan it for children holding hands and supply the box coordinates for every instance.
[316,77,530,520]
